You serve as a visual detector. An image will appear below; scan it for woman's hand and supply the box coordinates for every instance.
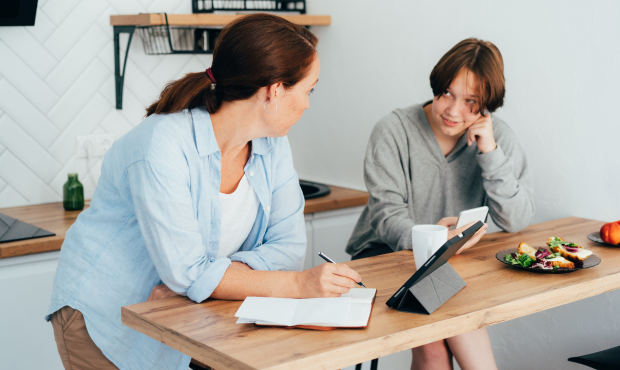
[147,284,179,302]
[230,261,253,270]
[296,263,361,298]
[466,113,497,154]
[437,217,488,254]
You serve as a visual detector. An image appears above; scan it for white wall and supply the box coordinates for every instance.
[1,0,619,369]
[0,0,212,208]
[294,0,620,225]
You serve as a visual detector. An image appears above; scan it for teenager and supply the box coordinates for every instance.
[347,38,534,370]
[47,14,361,370]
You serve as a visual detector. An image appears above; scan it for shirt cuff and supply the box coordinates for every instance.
[230,251,272,271]
[186,257,231,303]
[477,144,508,173]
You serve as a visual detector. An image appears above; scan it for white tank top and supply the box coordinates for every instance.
[217,174,260,258]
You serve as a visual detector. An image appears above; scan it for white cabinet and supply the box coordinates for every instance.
[0,251,64,370]
[304,206,364,268]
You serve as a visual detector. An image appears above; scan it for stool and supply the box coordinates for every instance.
[568,345,620,370]
[355,358,378,370]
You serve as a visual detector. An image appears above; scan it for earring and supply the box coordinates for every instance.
[264,101,278,113]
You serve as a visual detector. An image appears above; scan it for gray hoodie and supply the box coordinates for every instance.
[346,103,534,257]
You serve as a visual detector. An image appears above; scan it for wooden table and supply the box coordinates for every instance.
[121,217,619,370]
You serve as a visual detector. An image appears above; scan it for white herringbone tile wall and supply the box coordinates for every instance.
[0,0,213,208]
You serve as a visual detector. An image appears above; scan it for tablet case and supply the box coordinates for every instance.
[386,221,483,315]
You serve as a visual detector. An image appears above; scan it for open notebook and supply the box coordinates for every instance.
[248,288,377,330]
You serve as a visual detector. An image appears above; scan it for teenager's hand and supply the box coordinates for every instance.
[296,263,361,298]
[467,113,497,154]
[147,284,179,302]
[437,217,458,229]
[436,218,488,254]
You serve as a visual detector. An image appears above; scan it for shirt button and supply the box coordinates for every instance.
[266,206,271,211]
[249,171,254,176]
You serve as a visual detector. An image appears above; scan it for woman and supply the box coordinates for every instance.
[46,14,361,370]
[347,38,534,369]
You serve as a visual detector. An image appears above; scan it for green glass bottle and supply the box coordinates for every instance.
[63,173,84,211]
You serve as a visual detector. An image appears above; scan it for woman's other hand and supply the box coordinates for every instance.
[437,217,488,254]
[296,263,361,298]
[466,113,497,154]
[147,284,179,302]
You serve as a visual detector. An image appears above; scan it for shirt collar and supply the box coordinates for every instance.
[191,108,219,157]
[191,107,274,159]
[250,137,274,156]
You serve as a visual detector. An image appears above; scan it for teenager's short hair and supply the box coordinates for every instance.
[430,38,505,114]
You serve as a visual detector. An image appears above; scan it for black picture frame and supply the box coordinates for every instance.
[0,0,39,27]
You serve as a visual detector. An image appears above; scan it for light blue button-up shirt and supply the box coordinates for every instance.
[46,108,306,370]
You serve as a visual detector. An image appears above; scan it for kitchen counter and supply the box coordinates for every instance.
[0,185,368,260]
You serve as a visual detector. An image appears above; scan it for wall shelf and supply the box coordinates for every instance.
[110,13,331,109]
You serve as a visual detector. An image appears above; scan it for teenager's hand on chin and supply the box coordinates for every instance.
[436,217,488,254]
[467,112,497,154]
[296,263,361,298]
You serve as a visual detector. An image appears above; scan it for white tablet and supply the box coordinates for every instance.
[456,206,489,229]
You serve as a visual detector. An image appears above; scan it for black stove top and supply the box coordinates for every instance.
[0,212,56,244]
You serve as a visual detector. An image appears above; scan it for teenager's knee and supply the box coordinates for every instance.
[411,341,450,364]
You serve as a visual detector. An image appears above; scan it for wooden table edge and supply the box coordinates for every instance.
[0,237,64,259]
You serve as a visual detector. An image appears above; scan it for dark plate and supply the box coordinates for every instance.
[496,247,601,273]
[587,231,620,247]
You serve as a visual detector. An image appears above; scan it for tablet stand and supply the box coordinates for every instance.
[386,221,483,315]
[396,262,466,315]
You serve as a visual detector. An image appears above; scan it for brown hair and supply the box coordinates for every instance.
[146,13,318,116]
[430,38,505,114]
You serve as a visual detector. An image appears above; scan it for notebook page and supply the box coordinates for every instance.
[235,297,297,326]
[236,297,351,326]
[342,288,377,304]
[291,297,350,326]
[261,289,376,328]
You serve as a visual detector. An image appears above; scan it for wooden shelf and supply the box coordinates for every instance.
[109,13,330,110]
[110,14,331,26]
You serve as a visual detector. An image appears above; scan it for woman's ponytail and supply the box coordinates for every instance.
[145,13,318,117]
[145,71,221,117]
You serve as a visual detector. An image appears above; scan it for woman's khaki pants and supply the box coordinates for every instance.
[50,306,118,370]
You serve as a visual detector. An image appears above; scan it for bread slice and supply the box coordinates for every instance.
[518,242,538,259]
[546,256,575,269]
[547,236,592,262]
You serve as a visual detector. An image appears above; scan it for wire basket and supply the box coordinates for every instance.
[193,0,306,14]
[136,14,221,55]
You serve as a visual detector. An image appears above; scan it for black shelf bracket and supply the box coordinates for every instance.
[114,25,135,110]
